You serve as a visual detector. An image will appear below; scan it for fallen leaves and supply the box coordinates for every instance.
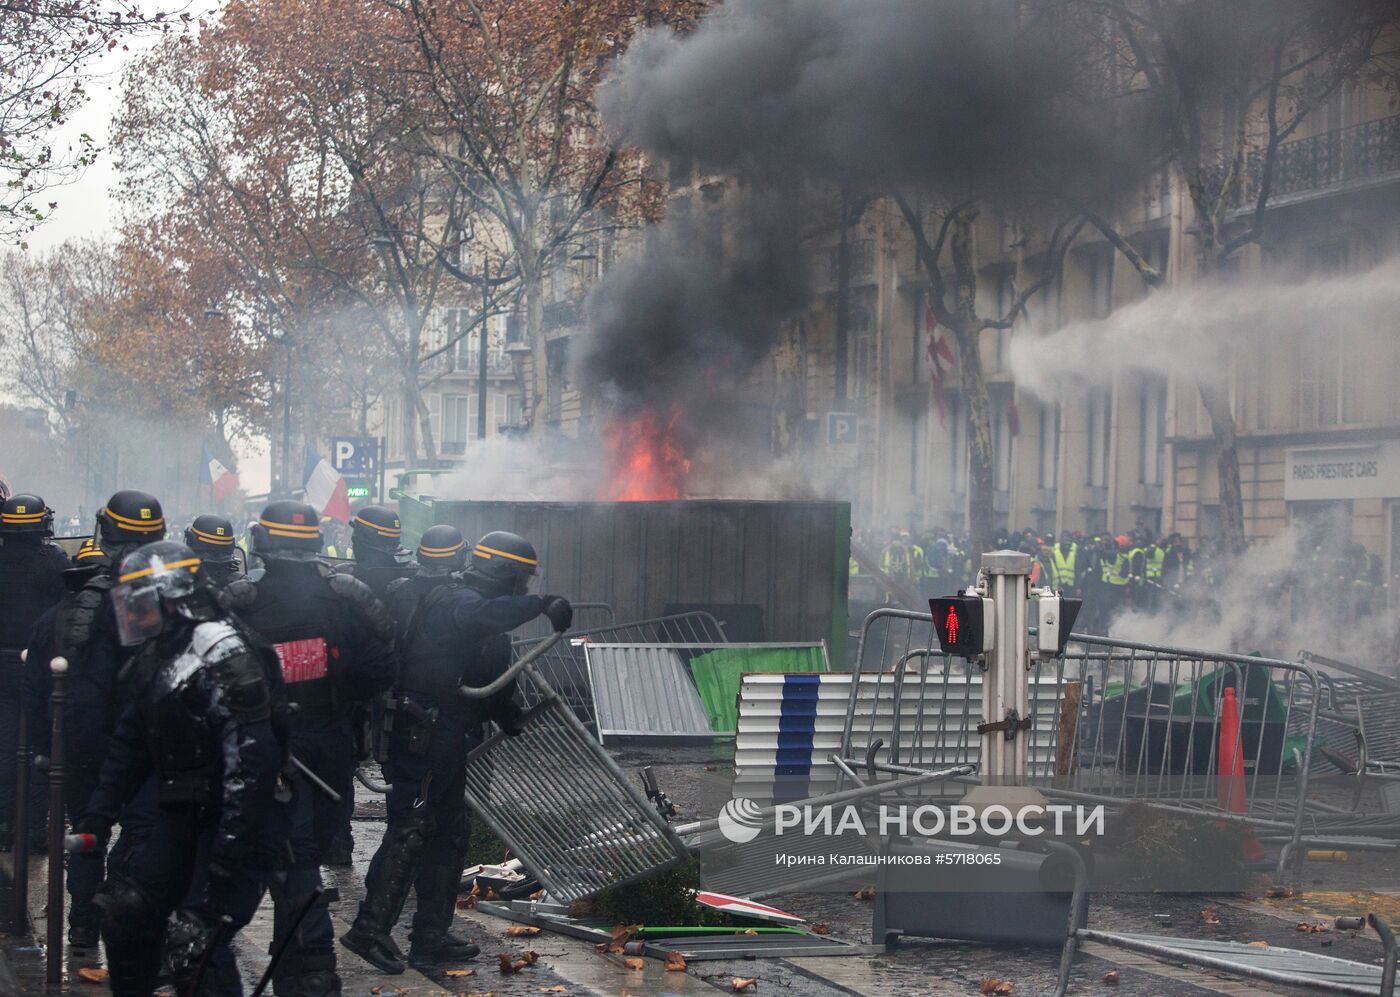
[731,978,757,992]
[446,969,475,978]
[622,957,645,971]
[742,928,758,935]
[1296,922,1331,933]
[77,968,109,983]
[1101,969,1120,986]
[595,924,638,955]
[663,951,687,972]
[1247,940,1270,948]
[497,951,540,974]
[980,977,1015,995]
[506,926,541,937]
[811,923,830,935]
[1266,886,1296,898]
[852,887,875,901]
[1199,908,1220,925]
[539,988,567,994]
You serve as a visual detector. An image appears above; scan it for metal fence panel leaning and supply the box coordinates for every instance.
[460,634,690,904]
[511,611,728,725]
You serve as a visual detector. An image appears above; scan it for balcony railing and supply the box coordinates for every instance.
[1225,113,1400,209]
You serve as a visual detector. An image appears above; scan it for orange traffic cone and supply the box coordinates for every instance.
[1218,686,1265,861]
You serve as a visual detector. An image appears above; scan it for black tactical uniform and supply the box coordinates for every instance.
[323,506,416,867]
[26,490,165,946]
[185,514,246,589]
[225,501,397,997]
[0,494,70,850]
[78,541,285,997]
[341,529,571,973]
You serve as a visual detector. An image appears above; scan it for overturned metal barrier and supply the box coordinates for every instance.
[512,611,728,725]
[459,633,690,904]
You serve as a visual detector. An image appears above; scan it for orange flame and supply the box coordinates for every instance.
[603,409,691,501]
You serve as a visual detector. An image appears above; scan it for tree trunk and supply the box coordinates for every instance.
[1195,240,1248,555]
[949,212,997,559]
[400,376,420,466]
[524,267,547,433]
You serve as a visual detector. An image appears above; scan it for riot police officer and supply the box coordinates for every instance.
[76,542,285,996]
[225,501,397,997]
[325,506,417,867]
[26,489,165,947]
[341,528,571,973]
[185,514,245,589]
[0,494,70,851]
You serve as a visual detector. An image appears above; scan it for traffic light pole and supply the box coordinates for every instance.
[979,551,1032,784]
[964,550,1047,815]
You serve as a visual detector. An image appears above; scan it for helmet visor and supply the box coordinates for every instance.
[112,579,164,646]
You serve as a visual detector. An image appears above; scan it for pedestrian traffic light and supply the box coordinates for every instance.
[930,595,993,656]
[1035,593,1083,656]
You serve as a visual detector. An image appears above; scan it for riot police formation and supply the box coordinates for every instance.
[340,528,571,974]
[27,490,167,948]
[76,542,286,997]
[184,514,246,589]
[325,506,418,867]
[223,501,398,997]
[0,494,70,852]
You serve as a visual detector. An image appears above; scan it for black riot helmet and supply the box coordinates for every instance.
[465,531,538,596]
[185,514,237,563]
[111,541,206,646]
[0,493,54,536]
[74,537,107,565]
[416,524,468,576]
[351,506,404,555]
[97,490,165,546]
[251,500,323,556]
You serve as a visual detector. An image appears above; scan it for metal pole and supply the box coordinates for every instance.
[46,656,67,985]
[982,550,1032,784]
[281,339,293,496]
[10,651,30,936]
[478,257,489,440]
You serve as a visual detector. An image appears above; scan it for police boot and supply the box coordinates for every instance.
[192,963,244,997]
[69,905,101,949]
[407,862,478,967]
[407,929,479,968]
[339,922,404,975]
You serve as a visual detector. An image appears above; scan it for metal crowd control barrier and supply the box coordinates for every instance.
[514,602,617,642]
[459,633,690,904]
[837,609,1330,873]
[512,611,728,726]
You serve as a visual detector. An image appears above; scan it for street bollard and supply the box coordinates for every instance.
[8,649,30,936]
[45,656,67,985]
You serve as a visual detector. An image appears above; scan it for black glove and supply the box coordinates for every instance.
[542,596,573,633]
[72,813,112,847]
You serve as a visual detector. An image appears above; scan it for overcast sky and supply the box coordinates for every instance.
[25,3,275,495]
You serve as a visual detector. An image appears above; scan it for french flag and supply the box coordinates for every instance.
[303,446,351,523]
[202,447,240,503]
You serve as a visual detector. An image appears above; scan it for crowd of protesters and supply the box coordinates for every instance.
[851,525,1386,635]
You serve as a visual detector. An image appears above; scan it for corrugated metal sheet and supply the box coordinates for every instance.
[398,497,851,663]
[585,644,715,741]
[734,672,1066,803]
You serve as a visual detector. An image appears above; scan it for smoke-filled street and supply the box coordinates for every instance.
[4,2,1400,996]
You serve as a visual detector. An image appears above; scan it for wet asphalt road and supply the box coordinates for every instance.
[1,742,1396,995]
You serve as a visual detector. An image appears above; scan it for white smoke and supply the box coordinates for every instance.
[1009,258,1400,398]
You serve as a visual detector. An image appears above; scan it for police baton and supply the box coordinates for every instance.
[288,755,342,804]
[251,888,323,997]
[457,631,562,700]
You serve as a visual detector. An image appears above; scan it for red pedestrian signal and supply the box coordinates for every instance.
[929,595,991,656]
